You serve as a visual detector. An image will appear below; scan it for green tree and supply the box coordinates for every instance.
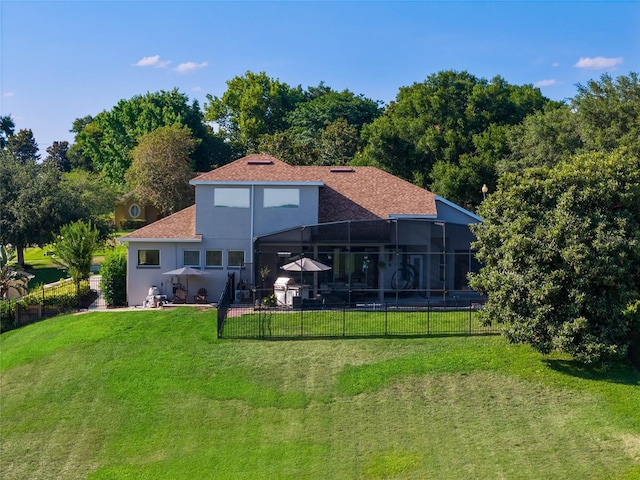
[573,72,640,155]
[0,115,15,149]
[44,141,71,172]
[470,149,640,364]
[499,104,583,175]
[73,89,220,184]
[205,71,304,153]
[0,151,88,266]
[51,220,100,288]
[357,70,549,205]
[125,124,198,216]
[7,128,39,163]
[261,87,381,166]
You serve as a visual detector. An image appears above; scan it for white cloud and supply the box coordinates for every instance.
[551,62,560,68]
[134,55,170,68]
[2,91,15,98]
[574,56,623,69]
[175,61,208,74]
[191,86,202,92]
[535,79,557,87]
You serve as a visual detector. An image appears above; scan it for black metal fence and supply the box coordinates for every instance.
[217,273,235,334]
[219,299,497,339]
[0,279,94,333]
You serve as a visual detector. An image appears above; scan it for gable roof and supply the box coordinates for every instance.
[124,154,438,241]
[192,154,437,222]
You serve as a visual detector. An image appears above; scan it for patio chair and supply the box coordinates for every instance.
[173,287,187,304]
[194,288,208,304]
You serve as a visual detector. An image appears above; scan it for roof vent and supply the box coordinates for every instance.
[330,167,355,173]
[247,159,274,165]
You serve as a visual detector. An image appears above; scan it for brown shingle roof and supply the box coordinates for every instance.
[194,154,437,221]
[125,154,437,240]
[123,205,200,241]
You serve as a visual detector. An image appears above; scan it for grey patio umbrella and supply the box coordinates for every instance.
[162,267,212,294]
[280,258,331,272]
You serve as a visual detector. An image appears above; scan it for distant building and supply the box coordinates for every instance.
[114,192,161,229]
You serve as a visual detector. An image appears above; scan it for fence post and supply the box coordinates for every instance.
[342,306,346,337]
[427,301,431,335]
[384,303,388,336]
[469,300,472,334]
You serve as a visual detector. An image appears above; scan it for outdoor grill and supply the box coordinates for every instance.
[143,286,168,308]
[273,277,310,306]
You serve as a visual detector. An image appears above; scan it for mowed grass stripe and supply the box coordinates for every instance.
[1,309,639,479]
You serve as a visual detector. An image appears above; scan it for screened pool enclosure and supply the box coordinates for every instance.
[251,218,482,306]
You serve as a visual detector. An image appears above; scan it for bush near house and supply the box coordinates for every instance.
[100,250,127,307]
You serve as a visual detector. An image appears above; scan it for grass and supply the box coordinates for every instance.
[1,308,639,479]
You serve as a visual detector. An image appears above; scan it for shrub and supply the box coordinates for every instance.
[120,219,147,230]
[100,250,127,307]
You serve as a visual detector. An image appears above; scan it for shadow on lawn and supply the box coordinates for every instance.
[543,358,640,386]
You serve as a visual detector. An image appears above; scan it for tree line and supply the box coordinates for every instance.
[1,69,638,364]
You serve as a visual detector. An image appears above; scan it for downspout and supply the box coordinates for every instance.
[250,185,255,285]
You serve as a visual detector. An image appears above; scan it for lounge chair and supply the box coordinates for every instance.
[174,287,187,304]
[194,288,208,304]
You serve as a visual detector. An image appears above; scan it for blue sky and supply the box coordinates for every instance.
[1,1,638,154]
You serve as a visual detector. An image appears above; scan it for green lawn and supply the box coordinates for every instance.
[1,309,639,479]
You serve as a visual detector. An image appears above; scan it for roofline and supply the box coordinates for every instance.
[388,214,437,219]
[119,238,202,244]
[190,180,325,187]
[435,196,483,223]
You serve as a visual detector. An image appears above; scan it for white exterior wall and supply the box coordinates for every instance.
[126,183,321,305]
[126,241,209,306]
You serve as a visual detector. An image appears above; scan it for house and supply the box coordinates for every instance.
[114,192,161,229]
[121,154,482,306]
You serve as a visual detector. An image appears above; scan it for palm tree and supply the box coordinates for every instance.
[0,245,31,298]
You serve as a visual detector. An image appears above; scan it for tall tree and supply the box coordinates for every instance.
[470,149,640,364]
[257,86,381,166]
[205,71,304,153]
[0,115,15,149]
[44,141,71,172]
[572,72,640,155]
[356,71,549,206]
[0,151,83,265]
[499,104,583,175]
[73,89,220,184]
[125,124,198,216]
[7,129,39,163]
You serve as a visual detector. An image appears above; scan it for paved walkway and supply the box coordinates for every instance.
[88,275,105,310]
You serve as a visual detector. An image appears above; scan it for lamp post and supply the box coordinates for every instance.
[481,184,488,201]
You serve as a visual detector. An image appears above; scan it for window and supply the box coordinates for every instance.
[205,250,222,268]
[214,188,250,208]
[228,250,245,268]
[264,188,299,208]
[129,204,141,218]
[137,249,160,267]
[183,250,200,267]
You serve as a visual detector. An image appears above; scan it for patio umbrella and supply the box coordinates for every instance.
[162,267,212,295]
[280,258,331,272]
